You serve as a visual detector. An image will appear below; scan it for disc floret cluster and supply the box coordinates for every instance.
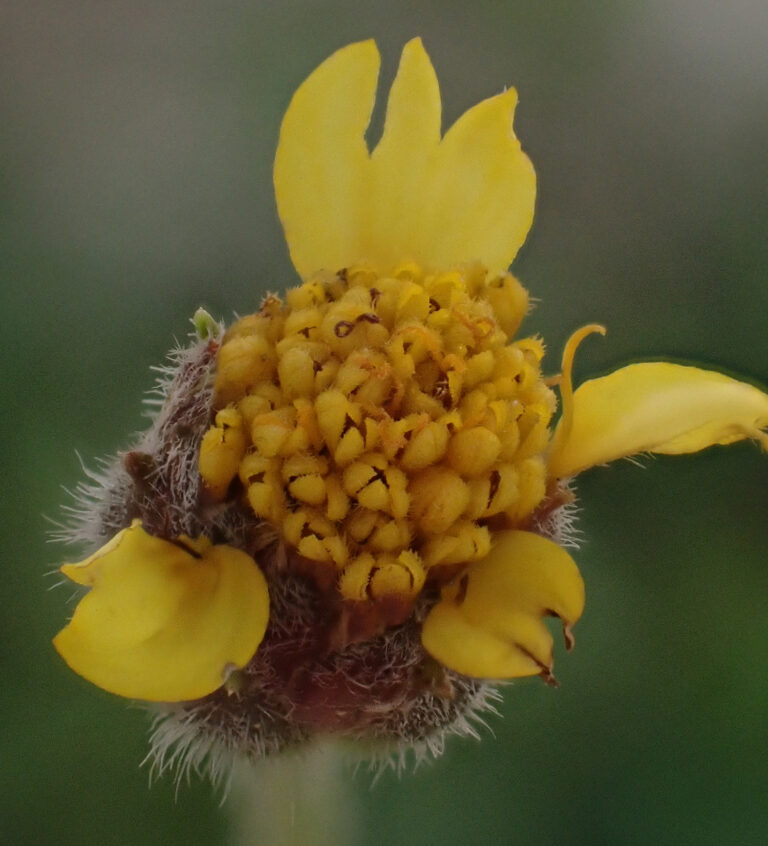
[200,261,554,632]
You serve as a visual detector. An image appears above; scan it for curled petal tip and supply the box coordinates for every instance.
[563,622,576,652]
[541,668,559,688]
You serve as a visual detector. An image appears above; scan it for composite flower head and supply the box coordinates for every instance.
[53,39,768,776]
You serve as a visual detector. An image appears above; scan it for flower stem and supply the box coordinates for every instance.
[227,743,360,846]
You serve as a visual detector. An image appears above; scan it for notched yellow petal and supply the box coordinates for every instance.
[274,39,536,277]
[421,530,584,680]
[53,521,269,703]
[549,362,768,479]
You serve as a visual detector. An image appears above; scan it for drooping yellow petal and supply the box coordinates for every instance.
[274,40,380,279]
[274,40,536,278]
[421,530,584,679]
[548,362,768,479]
[53,521,269,702]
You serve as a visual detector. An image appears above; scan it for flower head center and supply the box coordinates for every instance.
[199,262,556,631]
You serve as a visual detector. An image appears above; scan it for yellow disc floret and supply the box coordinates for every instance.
[200,263,556,621]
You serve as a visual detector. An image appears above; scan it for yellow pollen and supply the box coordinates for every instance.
[200,263,557,619]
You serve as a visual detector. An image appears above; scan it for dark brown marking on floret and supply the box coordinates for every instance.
[334,321,354,337]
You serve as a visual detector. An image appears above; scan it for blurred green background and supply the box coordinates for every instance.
[2,1,767,844]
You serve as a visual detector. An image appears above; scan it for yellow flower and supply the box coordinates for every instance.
[54,40,768,769]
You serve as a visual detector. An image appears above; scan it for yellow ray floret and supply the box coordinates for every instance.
[548,362,768,479]
[274,38,535,278]
[421,530,584,679]
[53,521,269,702]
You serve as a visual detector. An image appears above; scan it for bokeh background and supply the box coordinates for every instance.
[3,1,767,844]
